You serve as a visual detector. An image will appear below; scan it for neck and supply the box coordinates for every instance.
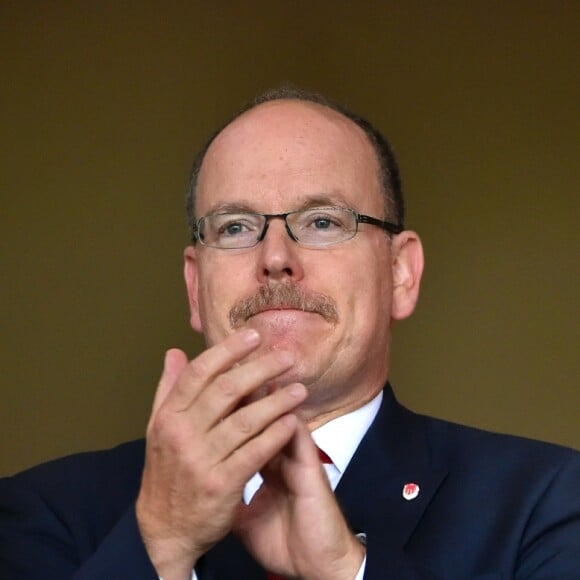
[300,382,385,431]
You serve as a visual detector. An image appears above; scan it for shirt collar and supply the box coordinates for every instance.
[311,390,383,475]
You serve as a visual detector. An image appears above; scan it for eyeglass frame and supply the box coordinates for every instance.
[191,206,404,249]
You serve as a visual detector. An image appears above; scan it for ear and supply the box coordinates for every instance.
[184,245,203,333]
[390,231,424,321]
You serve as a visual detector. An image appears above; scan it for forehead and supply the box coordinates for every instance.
[196,100,383,215]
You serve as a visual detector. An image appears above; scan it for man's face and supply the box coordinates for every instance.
[184,100,421,421]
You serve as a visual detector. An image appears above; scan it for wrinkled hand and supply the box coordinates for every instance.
[235,420,366,580]
[136,329,308,580]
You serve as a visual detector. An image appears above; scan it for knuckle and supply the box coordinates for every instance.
[213,374,238,398]
[149,405,175,431]
[186,357,210,382]
[147,413,188,453]
[230,408,253,434]
[201,471,227,499]
[147,409,169,438]
[220,335,244,355]
[245,445,268,469]
[181,456,203,480]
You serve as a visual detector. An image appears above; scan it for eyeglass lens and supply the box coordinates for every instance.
[199,208,358,248]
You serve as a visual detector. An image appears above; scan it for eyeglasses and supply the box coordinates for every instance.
[192,207,403,249]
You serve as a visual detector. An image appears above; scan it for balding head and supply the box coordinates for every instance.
[186,86,404,238]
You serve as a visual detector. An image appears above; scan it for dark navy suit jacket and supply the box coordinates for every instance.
[1,386,579,579]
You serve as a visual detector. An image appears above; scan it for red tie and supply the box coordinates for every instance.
[267,446,332,579]
[317,446,332,464]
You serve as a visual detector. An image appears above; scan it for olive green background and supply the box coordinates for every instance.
[1,1,578,476]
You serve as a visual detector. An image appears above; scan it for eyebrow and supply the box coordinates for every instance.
[296,194,350,210]
[205,194,352,216]
[206,202,257,215]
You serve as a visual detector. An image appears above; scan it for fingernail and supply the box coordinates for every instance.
[288,383,306,398]
[277,351,295,366]
[242,329,260,344]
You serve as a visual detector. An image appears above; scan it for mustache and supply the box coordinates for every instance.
[228,282,339,328]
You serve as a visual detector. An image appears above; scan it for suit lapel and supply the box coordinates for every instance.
[335,385,448,550]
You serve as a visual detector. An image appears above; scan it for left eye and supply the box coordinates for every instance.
[222,222,246,235]
[312,217,333,229]
[303,212,345,231]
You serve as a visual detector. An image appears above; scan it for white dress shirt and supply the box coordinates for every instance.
[175,390,383,580]
[244,390,382,504]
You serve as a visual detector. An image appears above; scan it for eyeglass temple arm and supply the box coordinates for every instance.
[357,214,403,234]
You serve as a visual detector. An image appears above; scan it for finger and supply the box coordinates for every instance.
[210,382,307,460]
[150,348,189,418]
[285,418,320,464]
[221,412,301,485]
[163,329,261,412]
[278,420,331,493]
[192,350,297,431]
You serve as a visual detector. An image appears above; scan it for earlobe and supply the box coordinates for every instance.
[390,231,424,321]
[183,245,203,333]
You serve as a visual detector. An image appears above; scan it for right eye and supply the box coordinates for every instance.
[211,214,262,239]
[218,220,249,237]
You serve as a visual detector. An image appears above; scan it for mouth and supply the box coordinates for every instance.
[248,306,319,320]
[228,282,339,328]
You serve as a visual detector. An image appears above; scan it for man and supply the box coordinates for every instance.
[0,87,578,579]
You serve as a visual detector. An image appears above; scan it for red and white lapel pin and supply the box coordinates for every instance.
[402,482,420,501]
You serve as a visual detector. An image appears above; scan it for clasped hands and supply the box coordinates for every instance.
[136,329,365,580]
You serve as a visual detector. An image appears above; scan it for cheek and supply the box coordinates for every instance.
[346,258,393,329]
[197,261,253,339]
[347,283,387,328]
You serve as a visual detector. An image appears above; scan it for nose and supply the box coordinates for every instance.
[256,217,304,283]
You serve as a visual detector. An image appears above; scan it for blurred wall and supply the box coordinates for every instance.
[1,1,578,475]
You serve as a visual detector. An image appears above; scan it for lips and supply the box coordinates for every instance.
[249,306,317,319]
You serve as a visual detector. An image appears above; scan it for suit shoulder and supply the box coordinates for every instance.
[421,414,579,475]
[4,439,146,505]
[0,440,148,570]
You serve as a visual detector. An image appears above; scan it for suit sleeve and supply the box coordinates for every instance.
[515,452,580,579]
[0,476,158,579]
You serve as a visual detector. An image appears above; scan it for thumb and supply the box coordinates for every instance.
[150,348,189,417]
